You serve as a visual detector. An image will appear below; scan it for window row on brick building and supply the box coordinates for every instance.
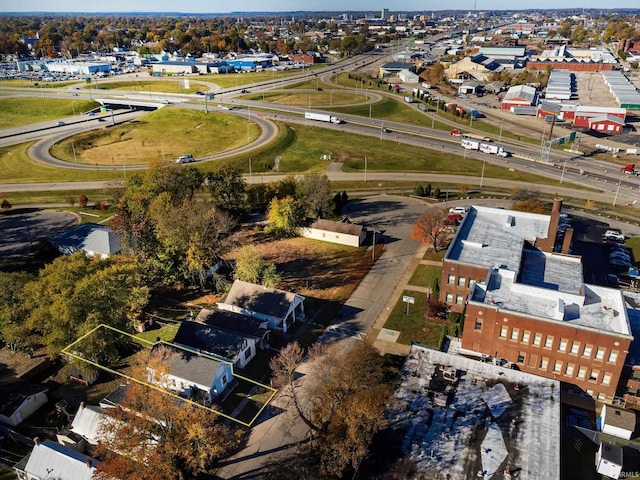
[488,323,619,364]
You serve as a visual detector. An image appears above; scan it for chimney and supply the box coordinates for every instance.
[538,197,563,253]
[86,459,93,469]
[33,437,40,445]
[561,227,574,254]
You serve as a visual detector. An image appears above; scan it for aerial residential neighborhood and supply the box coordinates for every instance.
[1,3,640,480]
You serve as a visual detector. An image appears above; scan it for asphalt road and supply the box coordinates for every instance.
[213,196,425,479]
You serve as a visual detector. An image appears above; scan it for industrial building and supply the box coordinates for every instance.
[440,201,633,402]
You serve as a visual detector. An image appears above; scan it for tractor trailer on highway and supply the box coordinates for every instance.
[461,138,509,157]
[305,111,343,124]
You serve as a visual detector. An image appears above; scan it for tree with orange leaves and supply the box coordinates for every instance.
[411,207,448,251]
[93,346,240,480]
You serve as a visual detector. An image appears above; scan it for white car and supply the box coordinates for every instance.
[449,206,468,216]
[603,230,625,242]
[176,154,195,164]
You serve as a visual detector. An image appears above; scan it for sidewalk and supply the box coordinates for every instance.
[368,244,441,356]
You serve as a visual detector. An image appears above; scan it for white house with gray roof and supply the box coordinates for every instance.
[301,218,366,247]
[218,280,305,334]
[14,439,99,480]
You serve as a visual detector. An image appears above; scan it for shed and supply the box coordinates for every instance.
[587,114,625,134]
[601,404,636,440]
[301,218,366,247]
[596,441,623,479]
[14,440,99,480]
[0,379,48,427]
[217,280,305,333]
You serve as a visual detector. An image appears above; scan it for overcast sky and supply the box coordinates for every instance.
[3,0,632,13]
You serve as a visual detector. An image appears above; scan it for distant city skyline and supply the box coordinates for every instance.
[2,0,634,14]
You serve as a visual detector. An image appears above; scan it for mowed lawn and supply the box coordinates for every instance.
[89,79,204,94]
[0,98,99,129]
[50,108,260,166]
[243,90,366,107]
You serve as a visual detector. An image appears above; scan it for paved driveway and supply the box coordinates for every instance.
[0,208,78,259]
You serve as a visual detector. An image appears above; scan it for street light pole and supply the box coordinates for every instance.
[480,157,486,188]
[560,158,569,184]
[364,155,367,182]
[613,171,623,206]
[499,122,503,142]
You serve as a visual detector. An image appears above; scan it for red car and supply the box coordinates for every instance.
[449,129,461,136]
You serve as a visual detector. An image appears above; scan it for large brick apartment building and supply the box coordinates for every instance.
[439,200,633,402]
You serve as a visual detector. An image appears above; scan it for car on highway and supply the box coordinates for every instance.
[176,154,195,164]
[56,121,65,126]
[195,91,205,96]
[241,89,250,93]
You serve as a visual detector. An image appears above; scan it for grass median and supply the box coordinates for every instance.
[0,98,99,129]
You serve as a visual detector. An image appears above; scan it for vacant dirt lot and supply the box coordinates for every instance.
[225,229,377,325]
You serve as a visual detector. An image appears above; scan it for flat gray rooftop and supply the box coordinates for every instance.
[446,206,551,271]
[386,345,560,480]
[472,268,631,336]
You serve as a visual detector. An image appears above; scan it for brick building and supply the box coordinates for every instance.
[440,201,633,402]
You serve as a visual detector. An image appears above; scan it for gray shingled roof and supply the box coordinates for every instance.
[223,280,304,319]
[309,218,363,236]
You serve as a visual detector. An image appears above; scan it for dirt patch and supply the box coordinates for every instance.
[226,230,376,325]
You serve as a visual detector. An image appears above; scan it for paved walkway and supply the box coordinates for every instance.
[369,245,443,356]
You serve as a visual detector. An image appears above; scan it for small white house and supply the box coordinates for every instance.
[0,380,48,427]
[147,344,234,402]
[596,441,623,479]
[51,222,121,259]
[14,439,99,480]
[602,404,636,440]
[301,218,366,247]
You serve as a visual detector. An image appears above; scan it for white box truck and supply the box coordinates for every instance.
[461,138,480,150]
[305,111,343,124]
[479,142,508,156]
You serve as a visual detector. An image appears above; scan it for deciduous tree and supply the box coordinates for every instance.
[94,347,239,480]
[270,342,393,477]
[265,196,302,237]
[297,174,333,219]
[205,162,247,216]
[411,208,448,251]
[9,253,148,358]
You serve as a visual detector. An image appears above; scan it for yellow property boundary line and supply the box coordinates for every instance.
[61,324,277,427]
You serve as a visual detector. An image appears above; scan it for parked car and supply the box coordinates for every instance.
[603,230,625,242]
[449,206,468,216]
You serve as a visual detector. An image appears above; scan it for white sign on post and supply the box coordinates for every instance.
[402,295,415,315]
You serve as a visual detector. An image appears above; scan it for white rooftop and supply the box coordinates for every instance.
[70,403,109,444]
[386,345,560,480]
[471,268,631,336]
[22,440,98,480]
[446,205,551,271]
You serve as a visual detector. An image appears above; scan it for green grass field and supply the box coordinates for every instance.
[408,264,441,290]
[242,90,365,107]
[49,108,260,166]
[0,98,99,129]
[384,290,442,346]
[89,79,204,94]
